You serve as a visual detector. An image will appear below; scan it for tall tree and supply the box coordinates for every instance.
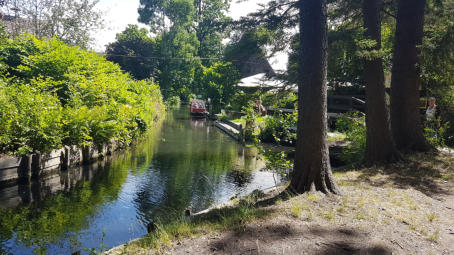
[106,25,160,80]
[159,26,201,98]
[290,0,340,194]
[193,0,231,60]
[0,0,102,48]
[390,0,432,152]
[139,0,230,58]
[362,0,400,163]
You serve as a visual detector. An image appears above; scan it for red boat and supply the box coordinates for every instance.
[189,99,208,117]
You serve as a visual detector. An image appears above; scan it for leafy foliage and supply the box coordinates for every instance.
[106,25,160,80]
[0,80,63,155]
[134,0,233,99]
[0,34,163,155]
[424,122,451,147]
[241,102,257,142]
[193,62,240,108]
[159,27,201,99]
[259,112,297,146]
[165,96,181,108]
[0,0,103,48]
[335,112,366,164]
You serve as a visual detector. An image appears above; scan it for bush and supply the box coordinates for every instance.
[259,112,297,146]
[230,91,260,112]
[166,96,181,108]
[335,112,366,164]
[194,62,241,109]
[241,103,257,142]
[0,81,63,155]
[441,106,454,147]
[0,35,164,155]
[424,122,451,148]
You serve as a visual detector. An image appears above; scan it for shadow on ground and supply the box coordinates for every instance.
[334,152,454,198]
[208,223,392,255]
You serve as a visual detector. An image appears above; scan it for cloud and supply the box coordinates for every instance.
[93,0,141,52]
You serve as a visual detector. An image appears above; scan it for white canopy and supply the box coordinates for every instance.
[238,73,283,88]
[238,73,297,92]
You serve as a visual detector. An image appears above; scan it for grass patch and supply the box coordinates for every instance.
[290,200,303,218]
[305,193,321,202]
[428,229,440,242]
[319,210,336,221]
[120,192,275,254]
[425,212,437,223]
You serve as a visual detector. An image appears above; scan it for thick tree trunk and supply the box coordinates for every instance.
[390,0,432,152]
[363,0,401,164]
[290,0,340,194]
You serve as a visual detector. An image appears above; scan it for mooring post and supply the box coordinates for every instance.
[18,154,32,183]
[239,124,245,143]
[31,152,41,179]
[61,146,70,171]
[82,146,90,164]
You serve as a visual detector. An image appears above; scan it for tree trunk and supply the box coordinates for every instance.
[390,0,432,152]
[363,0,401,164]
[290,0,340,194]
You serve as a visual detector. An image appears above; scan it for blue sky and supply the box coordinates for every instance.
[94,0,287,70]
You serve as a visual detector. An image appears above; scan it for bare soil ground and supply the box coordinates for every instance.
[110,152,454,255]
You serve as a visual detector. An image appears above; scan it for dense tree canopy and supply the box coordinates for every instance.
[106,25,160,80]
[0,0,103,48]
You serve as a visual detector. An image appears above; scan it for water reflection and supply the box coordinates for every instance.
[0,108,277,254]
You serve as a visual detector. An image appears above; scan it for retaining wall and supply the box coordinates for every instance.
[0,143,117,186]
[0,159,107,209]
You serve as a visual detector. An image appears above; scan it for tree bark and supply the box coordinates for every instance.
[363,0,401,164]
[390,0,433,152]
[290,0,340,194]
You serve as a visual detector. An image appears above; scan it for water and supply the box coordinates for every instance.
[0,108,278,254]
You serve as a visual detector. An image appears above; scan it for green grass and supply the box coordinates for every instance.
[425,212,437,223]
[231,116,266,127]
[319,210,336,220]
[305,193,321,201]
[120,193,274,254]
[290,200,303,218]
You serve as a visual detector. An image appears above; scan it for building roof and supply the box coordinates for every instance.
[238,73,296,92]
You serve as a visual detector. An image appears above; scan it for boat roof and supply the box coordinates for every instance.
[191,99,205,104]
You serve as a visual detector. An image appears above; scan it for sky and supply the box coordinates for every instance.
[94,0,287,71]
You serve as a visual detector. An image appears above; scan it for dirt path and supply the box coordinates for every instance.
[165,187,453,255]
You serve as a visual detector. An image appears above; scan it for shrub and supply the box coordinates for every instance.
[241,103,257,142]
[259,112,297,146]
[0,35,164,155]
[230,91,260,112]
[335,112,366,164]
[424,122,450,148]
[0,81,63,155]
[166,96,181,108]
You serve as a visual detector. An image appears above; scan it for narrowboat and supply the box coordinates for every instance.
[190,99,208,117]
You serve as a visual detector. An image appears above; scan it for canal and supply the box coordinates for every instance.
[0,108,278,254]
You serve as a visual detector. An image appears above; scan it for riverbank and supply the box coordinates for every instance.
[106,152,454,255]
[0,108,281,254]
